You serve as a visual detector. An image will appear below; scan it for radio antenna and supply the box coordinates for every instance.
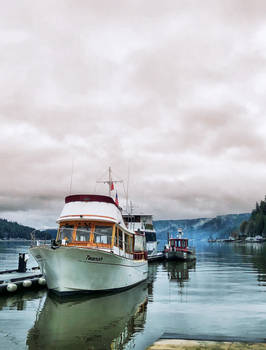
[126,165,130,212]
[69,158,74,194]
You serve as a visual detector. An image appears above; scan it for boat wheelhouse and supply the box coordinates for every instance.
[164,228,196,261]
[30,194,148,295]
[122,213,163,261]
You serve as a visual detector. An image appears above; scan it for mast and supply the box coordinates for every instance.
[178,228,183,239]
[69,158,74,195]
[96,166,123,197]
[108,166,112,196]
[126,165,130,213]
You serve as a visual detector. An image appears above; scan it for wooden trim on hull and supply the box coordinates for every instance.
[48,279,148,297]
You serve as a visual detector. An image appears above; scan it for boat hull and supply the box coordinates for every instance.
[148,252,164,262]
[164,250,196,261]
[30,246,148,295]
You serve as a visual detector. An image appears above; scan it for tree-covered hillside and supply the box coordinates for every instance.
[239,197,266,237]
[154,213,250,245]
[0,218,52,240]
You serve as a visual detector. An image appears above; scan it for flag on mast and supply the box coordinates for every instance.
[115,191,119,206]
[110,181,114,191]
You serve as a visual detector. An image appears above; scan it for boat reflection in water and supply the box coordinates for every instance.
[163,260,196,286]
[27,282,148,350]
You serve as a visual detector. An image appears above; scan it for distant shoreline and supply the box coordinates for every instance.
[0,239,32,242]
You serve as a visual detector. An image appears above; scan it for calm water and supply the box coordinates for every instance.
[1,241,266,349]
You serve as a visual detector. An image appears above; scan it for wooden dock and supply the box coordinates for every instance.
[0,253,46,294]
[146,334,266,350]
[0,267,45,294]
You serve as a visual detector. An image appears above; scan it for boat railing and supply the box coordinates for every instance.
[31,239,51,247]
[115,237,146,260]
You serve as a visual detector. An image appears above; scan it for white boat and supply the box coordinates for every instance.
[122,213,164,261]
[223,236,235,242]
[246,235,264,243]
[30,194,148,295]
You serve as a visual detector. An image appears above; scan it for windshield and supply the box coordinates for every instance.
[94,225,113,245]
[76,224,91,241]
[58,225,74,242]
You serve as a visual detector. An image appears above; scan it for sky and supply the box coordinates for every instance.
[1,0,266,228]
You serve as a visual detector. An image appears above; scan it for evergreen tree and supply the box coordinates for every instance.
[240,221,248,234]
[263,217,266,237]
[0,218,50,240]
[238,197,266,237]
[248,221,255,236]
[255,214,264,235]
[261,201,266,215]
[251,209,257,220]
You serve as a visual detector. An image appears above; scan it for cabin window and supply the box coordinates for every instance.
[170,240,175,247]
[123,216,130,223]
[58,225,74,243]
[118,229,123,249]
[114,228,118,246]
[125,234,133,253]
[134,234,145,252]
[145,232,156,242]
[94,225,112,245]
[76,224,91,242]
[115,227,120,247]
[134,216,141,222]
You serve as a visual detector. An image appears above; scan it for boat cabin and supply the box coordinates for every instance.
[168,238,189,252]
[55,194,147,260]
[123,214,154,232]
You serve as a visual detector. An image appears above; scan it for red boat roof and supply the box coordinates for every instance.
[65,194,117,206]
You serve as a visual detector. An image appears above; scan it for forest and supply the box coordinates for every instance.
[0,218,53,240]
[239,197,266,237]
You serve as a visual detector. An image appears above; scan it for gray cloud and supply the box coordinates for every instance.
[1,1,266,228]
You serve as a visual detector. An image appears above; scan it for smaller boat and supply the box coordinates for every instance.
[223,236,235,242]
[246,235,264,243]
[122,213,164,262]
[164,228,196,261]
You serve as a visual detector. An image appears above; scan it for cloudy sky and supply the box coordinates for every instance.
[1,0,266,228]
